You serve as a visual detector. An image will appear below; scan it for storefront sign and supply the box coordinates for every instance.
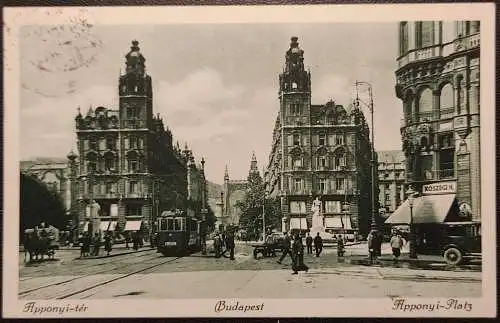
[422,181,456,195]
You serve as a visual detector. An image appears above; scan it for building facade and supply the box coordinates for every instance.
[74,40,207,238]
[20,156,78,220]
[395,21,480,221]
[215,153,261,230]
[264,37,375,237]
[377,150,406,218]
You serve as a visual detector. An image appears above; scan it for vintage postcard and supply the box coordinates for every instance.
[3,3,496,318]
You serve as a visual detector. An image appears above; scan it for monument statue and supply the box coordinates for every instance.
[311,197,323,229]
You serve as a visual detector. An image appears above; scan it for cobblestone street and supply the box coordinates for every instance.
[18,243,481,299]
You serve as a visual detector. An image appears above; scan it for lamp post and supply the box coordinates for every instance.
[406,185,418,259]
[355,81,378,234]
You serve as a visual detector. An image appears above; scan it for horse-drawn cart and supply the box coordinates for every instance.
[251,233,285,259]
[23,225,60,262]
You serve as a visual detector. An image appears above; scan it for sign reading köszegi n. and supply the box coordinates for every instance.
[422,181,456,195]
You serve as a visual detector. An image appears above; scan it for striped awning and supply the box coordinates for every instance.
[124,221,142,231]
[385,194,456,224]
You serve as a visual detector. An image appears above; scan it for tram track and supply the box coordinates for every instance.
[19,250,157,282]
[19,252,178,299]
[55,256,184,299]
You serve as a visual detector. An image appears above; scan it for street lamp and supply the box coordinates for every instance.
[355,80,378,234]
[406,185,418,259]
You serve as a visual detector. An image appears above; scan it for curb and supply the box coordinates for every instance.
[74,248,154,260]
[348,257,482,272]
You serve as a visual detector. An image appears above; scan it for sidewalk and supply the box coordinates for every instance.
[344,241,481,271]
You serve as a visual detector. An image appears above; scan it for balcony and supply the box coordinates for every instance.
[440,108,455,119]
[454,33,480,52]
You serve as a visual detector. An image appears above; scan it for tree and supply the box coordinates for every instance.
[237,171,282,241]
[20,173,67,238]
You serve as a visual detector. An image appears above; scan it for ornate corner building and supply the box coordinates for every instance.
[264,37,375,237]
[74,40,208,236]
[395,21,480,221]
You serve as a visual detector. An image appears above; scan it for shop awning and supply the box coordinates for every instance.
[385,194,456,225]
[100,221,110,231]
[108,221,118,231]
[290,217,307,229]
[124,221,142,231]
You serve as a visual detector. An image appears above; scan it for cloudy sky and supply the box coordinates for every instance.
[20,23,402,184]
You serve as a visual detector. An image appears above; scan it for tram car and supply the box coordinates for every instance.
[156,210,203,256]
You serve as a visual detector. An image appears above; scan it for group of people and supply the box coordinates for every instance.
[125,231,144,251]
[367,229,405,263]
[305,232,324,257]
[78,232,113,258]
[213,231,236,260]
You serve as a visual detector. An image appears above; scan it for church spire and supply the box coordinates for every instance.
[249,151,259,175]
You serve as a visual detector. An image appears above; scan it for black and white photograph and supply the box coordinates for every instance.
[3,4,496,318]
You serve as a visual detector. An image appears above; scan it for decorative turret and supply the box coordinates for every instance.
[279,36,311,93]
[125,40,146,76]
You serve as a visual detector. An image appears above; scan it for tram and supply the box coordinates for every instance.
[156,209,203,256]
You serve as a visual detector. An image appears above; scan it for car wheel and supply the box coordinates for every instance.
[444,247,463,266]
[253,249,259,259]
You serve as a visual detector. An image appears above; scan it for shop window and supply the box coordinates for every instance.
[127,204,142,216]
[324,201,341,213]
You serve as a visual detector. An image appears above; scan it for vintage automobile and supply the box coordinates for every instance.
[416,221,481,266]
[251,232,285,259]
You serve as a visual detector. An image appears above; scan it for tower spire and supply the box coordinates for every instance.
[224,164,229,182]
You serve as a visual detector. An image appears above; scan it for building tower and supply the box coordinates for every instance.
[265,36,374,237]
[395,21,480,221]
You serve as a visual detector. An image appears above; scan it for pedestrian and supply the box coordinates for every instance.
[132,231,139,250]
[390,231,404,262]
[337,235,345,257]
[294,234,308,273]
[305,233,313,255]
[78,234,85,258]
[125,232,130,249]
[214,233,222,258]
[104,233,113,256]
[225,231,235,260]
[92,233,101,256]
[314,232,323,257]
[277,231,292,264]
[367,230,376,264]
[375,231,383,258]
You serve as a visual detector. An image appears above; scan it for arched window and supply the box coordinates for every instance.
[418,88,433,118]
[440,83,454,118]
[334,154,346,170]
[318,154,328,169]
